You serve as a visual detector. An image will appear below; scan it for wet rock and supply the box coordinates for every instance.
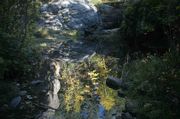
[9,96,21,108]
[106,76,123,90]
[47,62,61,107]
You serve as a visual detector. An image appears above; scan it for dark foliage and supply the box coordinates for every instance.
[119,0,180,54]
[116,0,180,118]
[0,0,40,80]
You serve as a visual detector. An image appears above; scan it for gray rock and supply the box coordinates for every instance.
[40,4,48,13]
[26,95,33,100]
[38,61,61,119]
[38,109,56,119]
[19,90,27,96]
[61,0,72,8]
[39,0,100,30]
[67,18,84,29]
[48,63,61,109]
[51,79,60,95]
[46,93,60,109]
[106,76,123,90]
[9,96,21,108]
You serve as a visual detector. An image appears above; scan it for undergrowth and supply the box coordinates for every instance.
[123,51,180,119]
[56,54,124,118]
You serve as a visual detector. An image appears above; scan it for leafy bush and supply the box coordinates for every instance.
[123,52,180,119]
[115,1,180,118]
[56,55,124,118]
[0,0,40,80]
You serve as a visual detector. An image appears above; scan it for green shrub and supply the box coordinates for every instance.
[123,52,180,119]
[0,0,40,80]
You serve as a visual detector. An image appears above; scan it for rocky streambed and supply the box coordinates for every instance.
[1,1,136,119]
[35,0,137,119]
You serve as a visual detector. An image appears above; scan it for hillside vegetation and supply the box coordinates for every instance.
[0,0,179,119]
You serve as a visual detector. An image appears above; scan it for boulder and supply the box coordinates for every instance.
[39,0,100,31]
[46,93,60,109]
[38,61,61,119]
